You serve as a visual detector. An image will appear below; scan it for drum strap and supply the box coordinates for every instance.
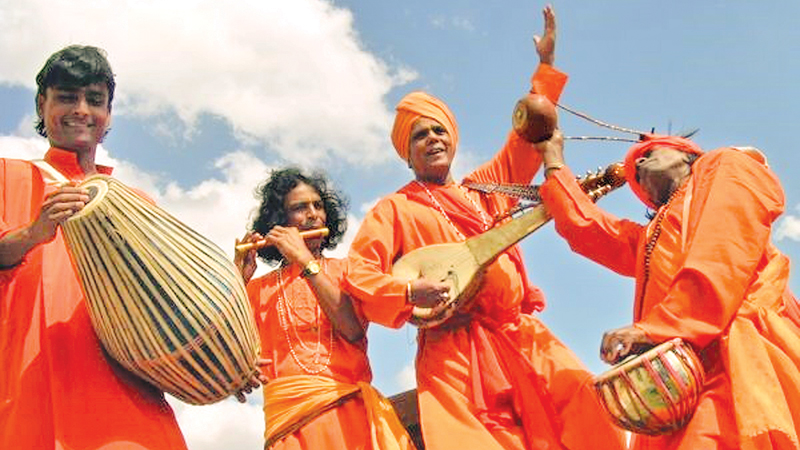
[30,159,69,185]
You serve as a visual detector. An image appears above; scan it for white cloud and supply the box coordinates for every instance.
[153,151,269,251]
[776,214,800,242]
[0,135,48,160]
[431,15,476,32]
[168,397,264,450]
[395,363,417,392]
[0,0,416,166]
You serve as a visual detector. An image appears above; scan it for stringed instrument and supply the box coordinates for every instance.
[392,162,627,328]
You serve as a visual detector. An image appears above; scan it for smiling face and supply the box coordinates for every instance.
[408,117,455,184]
[635,146,693,207]
[37,82,111,154]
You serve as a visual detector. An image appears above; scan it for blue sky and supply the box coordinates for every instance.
[2,0,800,448]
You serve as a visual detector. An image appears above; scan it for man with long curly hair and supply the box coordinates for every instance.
[235,168,414,450]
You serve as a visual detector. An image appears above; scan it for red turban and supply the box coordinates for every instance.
[391,91,459,161]
[624,134,704,208]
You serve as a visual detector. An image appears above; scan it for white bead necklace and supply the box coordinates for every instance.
[276,260,334,374]
[415,180,491,240]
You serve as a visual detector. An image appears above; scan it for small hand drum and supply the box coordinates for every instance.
[512,93,557,143]
[593,338,706,435]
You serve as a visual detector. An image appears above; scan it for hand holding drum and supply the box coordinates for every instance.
[512,93,558,143]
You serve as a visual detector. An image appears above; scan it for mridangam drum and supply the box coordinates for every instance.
[593,338,705,435]
[62,175,260,405]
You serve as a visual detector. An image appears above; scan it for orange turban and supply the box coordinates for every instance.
[624,134,704,208]
[391,91,459,161]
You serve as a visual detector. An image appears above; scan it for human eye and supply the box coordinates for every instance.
[86,93,107,107]
[432,125,447,135]
[56,92,78,103]
[412,129,428,142]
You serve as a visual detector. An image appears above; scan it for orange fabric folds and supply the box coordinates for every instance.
[263,375,415,450]
[0,149,187,450]
[541,148,800,449]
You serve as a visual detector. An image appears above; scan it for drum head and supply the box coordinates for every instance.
[68,175,110,220]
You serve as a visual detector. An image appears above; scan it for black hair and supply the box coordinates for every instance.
[35,45,116,137]
[250,167,348,265]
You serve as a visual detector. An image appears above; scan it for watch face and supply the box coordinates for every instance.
[303,260,321,277]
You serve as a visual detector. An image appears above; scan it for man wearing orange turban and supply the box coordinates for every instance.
[537,130,800,449]
[345,6,625,450]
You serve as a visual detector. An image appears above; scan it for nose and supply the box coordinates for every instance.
[424,128,441,143]
[306,203,323,222]
[74,95,90,115]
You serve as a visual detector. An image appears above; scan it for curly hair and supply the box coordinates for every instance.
[35,45,116,138]
[250,168,349,265]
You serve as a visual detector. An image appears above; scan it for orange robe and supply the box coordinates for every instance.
[0,148,187,450]
[344,65,625,450]
[247,258,376,449]
[540,148,800,449]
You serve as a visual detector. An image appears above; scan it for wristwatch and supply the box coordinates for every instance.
[301,260,321,278]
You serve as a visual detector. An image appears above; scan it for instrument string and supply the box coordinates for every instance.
[556,102,649,137]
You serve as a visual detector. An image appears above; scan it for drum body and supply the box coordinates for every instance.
[593,338,706,435]
[62,175,260,405]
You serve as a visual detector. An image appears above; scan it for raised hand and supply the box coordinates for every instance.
[533,4,556,65]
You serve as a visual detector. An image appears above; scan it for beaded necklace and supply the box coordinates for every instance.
[276,259,334,374]
[638,189,681,306]
[415,180,491,240]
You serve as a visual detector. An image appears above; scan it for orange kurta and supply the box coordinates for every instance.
[247,258,375,449]
[0,149,187,450]
[345,65,625,450]
[541,148,800,449]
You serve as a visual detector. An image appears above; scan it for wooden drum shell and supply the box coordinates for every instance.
[593,338,706,435]
[62,175,260,405]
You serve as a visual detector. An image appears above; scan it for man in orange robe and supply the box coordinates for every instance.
[0,46,188,449]
[537,132,800,449]
[235,168,414,450]
[344,7,625,450]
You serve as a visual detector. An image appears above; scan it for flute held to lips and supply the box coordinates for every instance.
[234,228,330,253]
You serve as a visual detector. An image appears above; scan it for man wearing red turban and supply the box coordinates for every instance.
[537,131,800,449]
[345,6,625,450]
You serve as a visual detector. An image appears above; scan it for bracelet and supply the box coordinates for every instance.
[544,162,565,172]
